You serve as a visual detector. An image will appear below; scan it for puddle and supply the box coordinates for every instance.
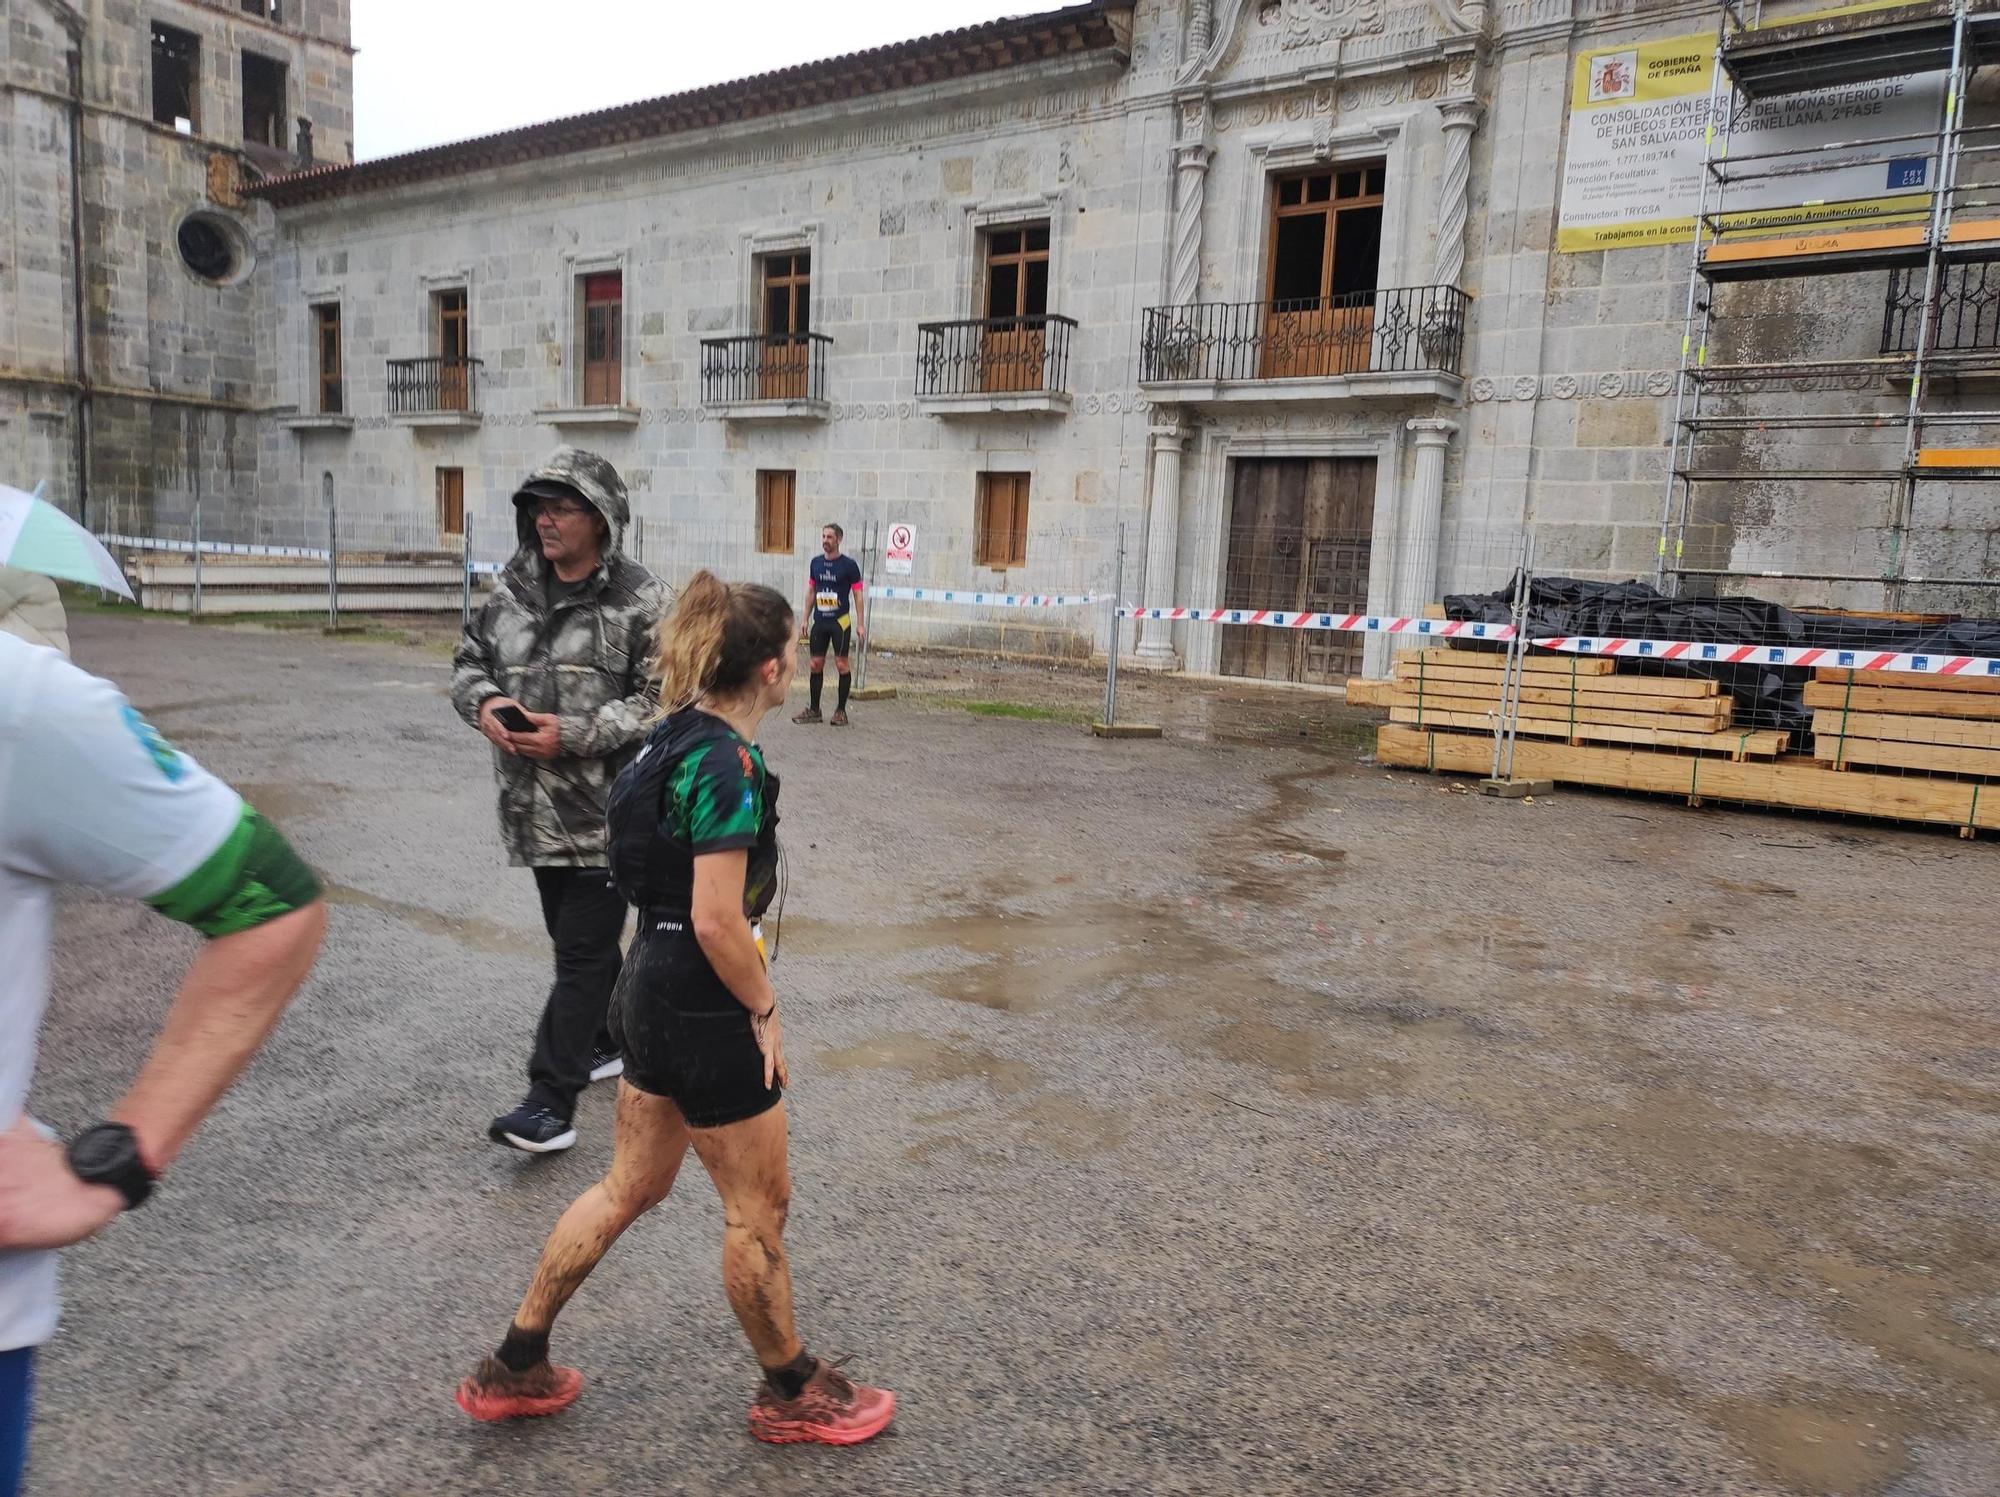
[1712,878,1800,898]
[321,882,547,960]
[823,1033,1127,1161]
[135,692,265,718]
[1564,1331,1919,1497]
[789,903,1236,1021]
[235,780,348,825]
[818,1032,1035,1096]
[1548,1086,2000,1492]
[1203,1016,1406,1102]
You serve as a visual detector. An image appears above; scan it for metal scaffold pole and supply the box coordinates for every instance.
[1657,1,1745,596]
[1889,0,1972,610]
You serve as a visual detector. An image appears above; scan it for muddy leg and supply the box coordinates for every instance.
[688,1100,798,1365]
[513,1081,691,1333]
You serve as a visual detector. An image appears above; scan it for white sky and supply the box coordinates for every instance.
[352,1,1062,161]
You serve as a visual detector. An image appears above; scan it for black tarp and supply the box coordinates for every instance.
[1442,578,2000,735]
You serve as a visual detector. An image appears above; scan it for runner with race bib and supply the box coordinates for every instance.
[793,524,863,728]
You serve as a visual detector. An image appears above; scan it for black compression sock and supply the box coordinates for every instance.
[497,1323,550,1373]
[763,1349,817,1400]
[809,671,824,711]
[837,672,851,711]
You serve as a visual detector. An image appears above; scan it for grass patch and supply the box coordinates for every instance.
[54,582,145,616]
[955,699,1094,724]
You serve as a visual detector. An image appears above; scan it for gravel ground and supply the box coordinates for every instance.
[22,611,2000,1497]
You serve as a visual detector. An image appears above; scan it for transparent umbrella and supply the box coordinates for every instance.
[0,483,133,598]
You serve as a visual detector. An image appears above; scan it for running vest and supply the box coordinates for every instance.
[607,709,781,919]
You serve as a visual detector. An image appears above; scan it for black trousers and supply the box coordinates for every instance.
[525,867,626,1119]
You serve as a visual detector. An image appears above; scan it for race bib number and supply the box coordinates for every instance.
[816,590,840,613]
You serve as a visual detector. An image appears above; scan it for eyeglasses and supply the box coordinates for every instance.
[532,498,592,519]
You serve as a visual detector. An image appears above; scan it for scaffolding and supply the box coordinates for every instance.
[1657,0,2000,609]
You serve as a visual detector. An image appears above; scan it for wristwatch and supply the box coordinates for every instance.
[66,1123,156,1210]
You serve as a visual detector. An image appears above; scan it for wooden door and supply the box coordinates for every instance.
[436,467,465,541]
[981,224,1050,392]
[761,253,811,400]
[1220,457,1376,684]
[435,289,469,410]
[1261,166,1384,379]
[582,272,622,407]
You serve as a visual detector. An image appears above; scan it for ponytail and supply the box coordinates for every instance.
[650,571,794,716]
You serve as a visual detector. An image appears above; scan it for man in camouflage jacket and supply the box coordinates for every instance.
[451,447,670,1153]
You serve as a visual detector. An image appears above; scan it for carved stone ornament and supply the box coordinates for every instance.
[1257,0,1383,46]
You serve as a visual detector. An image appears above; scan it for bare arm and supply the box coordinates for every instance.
[691,849,787,1089]
[0,900,327,1250]
[113,900,327,1173]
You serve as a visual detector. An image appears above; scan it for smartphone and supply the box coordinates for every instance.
[493,703,535,733]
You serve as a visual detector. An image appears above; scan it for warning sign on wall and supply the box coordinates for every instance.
[1557,9,1945,253]
[885,522,916,576]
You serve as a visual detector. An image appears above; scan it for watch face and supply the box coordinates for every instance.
[70,1125,139,1177]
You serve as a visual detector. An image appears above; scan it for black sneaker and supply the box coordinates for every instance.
[488,1103,577,1154]
[588,1048,624,1083]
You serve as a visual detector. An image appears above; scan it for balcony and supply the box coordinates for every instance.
[1139,286,1468,406]
[387,356,483,427]
[1882,262,2000,372]
[915,315,1076,417]
[700,333,831,420]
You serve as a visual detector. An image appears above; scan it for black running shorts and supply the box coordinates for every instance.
[610,919,782,1129]
[808,618,852,661]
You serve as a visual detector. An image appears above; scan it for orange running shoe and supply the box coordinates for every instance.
[454,1355,583,1421]
[748,1356,896,1446]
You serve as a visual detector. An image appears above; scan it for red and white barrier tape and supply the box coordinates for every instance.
[1116,607,1518,641]
[1534,635,2000,679]
[1116,606,2000,679]
[874,587,1098,608]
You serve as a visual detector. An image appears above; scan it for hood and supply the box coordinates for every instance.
[510,446,631,561]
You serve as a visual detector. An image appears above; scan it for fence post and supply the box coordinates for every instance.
[854,518,879,692]
[1103,521,1124,727]
[190,493,202,619]
[323,471,339,626]
[1482,530,1542,796]
[1091,520,1158,738]
[461,516,474,630]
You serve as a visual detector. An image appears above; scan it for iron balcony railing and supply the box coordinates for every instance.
[387,356,482,415]
[1140,286,1470,383]
[1882,262,2000,356]
[915,314,1077,397]
[699,333,831,405]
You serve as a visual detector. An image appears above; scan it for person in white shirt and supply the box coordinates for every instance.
[0,629,326,1497]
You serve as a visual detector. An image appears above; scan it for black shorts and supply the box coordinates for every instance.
[809,617,852,660]
[609,920,782,1129]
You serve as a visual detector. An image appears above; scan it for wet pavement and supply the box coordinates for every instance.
[24,612,2000,1496]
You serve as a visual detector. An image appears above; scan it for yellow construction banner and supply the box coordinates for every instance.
[1558,8,1945,253]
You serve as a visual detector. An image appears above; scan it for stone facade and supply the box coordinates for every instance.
[25,0,1997,673]
[2,0,352,529]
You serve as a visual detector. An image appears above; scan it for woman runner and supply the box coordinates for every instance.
[455,571,895,1446]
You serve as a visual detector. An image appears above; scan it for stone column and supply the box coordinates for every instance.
[1136,407,1187,667]
[1169,139,1212,308]
[1399,418,1458,620]
[1433,99,1484,290]
[1186,0,1212,59]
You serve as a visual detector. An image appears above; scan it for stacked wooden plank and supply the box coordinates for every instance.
[1356,644,2000,836]
[1809,668,2000,778]
[1347,648,1787,761]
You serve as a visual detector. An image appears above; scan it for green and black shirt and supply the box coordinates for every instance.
[607,707,781,920]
